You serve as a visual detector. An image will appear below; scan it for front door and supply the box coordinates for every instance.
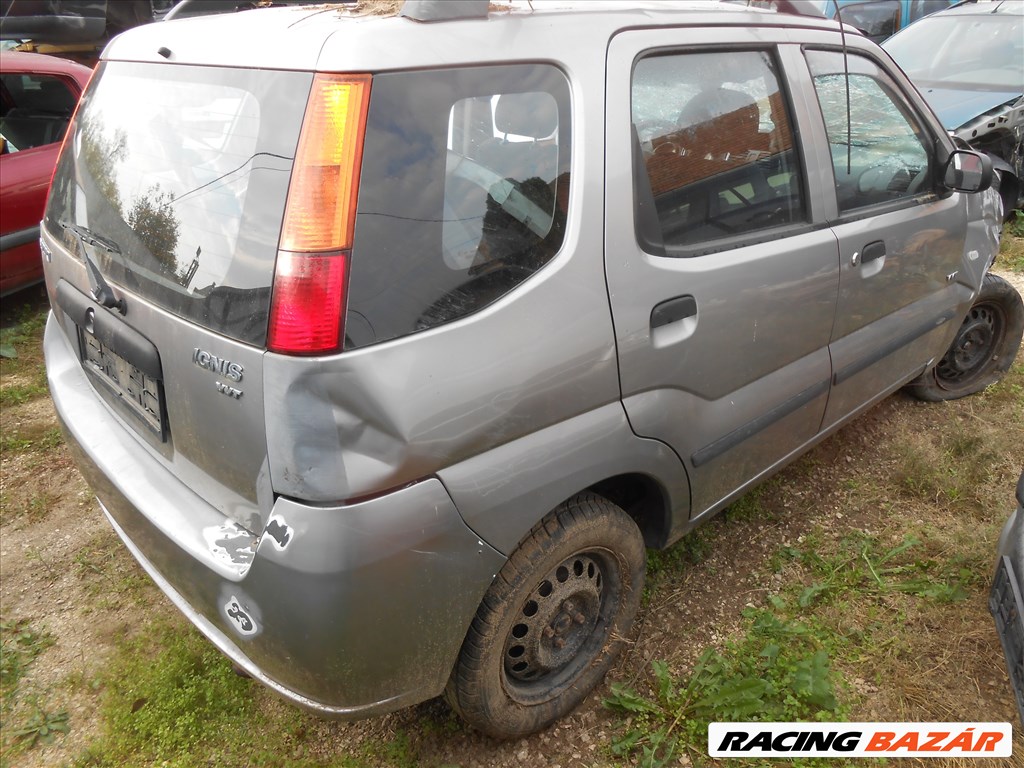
[802,48,969,428]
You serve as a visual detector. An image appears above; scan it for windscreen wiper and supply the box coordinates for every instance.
[60,222,127,315]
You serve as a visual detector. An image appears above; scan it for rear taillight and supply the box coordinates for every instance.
[268,73,370,355]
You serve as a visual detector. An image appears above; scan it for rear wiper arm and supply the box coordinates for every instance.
[61,222,127,315]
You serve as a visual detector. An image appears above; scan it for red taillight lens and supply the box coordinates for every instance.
[267,251,348,354]
[269,73,370,355]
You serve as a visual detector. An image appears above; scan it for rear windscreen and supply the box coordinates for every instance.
[45,62,312,346]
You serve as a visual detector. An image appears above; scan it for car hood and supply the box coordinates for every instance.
[916,86,1021,131]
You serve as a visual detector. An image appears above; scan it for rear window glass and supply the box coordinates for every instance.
[45,62,311,346]
[345,64,571,349]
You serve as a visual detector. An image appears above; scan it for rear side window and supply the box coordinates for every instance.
[631,50,804,255]
[0,72,77,151]
[346,64,571,349]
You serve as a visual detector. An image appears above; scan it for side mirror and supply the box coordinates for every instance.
[942,149,993,193]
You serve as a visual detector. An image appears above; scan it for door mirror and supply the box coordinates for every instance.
[942,150,993,193]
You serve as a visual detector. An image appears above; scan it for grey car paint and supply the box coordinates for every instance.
[40,1,1004,720]
[48,310,505,711]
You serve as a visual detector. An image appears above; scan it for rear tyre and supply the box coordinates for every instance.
[905,272,1023,402]
[446,493,645,739]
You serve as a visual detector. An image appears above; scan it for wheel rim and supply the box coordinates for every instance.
[501,550,617,704]
[935,302,1004,389]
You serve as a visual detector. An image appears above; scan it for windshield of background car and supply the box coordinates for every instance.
[884,15,1024,90]
[44,61,312,346]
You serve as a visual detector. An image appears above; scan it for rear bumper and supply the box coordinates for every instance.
[45,312,505,717]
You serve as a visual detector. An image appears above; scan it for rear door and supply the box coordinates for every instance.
[604,28,840,529]
[800,47,969,428]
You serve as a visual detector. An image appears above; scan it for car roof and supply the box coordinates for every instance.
[103,0,850,71]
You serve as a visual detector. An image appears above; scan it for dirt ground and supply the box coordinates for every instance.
[2,274,1023,767]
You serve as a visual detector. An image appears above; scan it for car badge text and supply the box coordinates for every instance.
[192,348,244,382]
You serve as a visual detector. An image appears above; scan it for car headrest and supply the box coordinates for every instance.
[494,92,558,139]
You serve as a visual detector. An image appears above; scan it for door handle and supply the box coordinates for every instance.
[651,295,697,329]
[860,240,886,264]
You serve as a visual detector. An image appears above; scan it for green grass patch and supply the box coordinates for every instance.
[74,621,257,767]
[72,535,153,609]
[0,619,54,701]
[0,305,47,366]
[0,426,63,457]
[605,608,847,767]
[998,216,1024,271]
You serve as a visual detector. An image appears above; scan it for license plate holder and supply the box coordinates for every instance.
[78,326,166,440]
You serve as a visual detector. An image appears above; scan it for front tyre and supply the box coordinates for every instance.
[905,273,1023,402]
[446,493,645,738]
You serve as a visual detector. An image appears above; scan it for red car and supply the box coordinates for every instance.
[1,50,92,296]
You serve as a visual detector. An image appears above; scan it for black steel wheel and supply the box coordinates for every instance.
[446,493,645,738]
[906,273,1023,401]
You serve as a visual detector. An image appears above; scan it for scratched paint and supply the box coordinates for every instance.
[264,515,293,551]
[203,522,257,568]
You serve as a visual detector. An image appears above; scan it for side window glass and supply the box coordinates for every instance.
[631,50,804,253]
[0,73,77,152]
[837,1,900,42]
[807,50,932,214]
[347,65,571,349]
[443,91,561,272]
[908,0,950,23]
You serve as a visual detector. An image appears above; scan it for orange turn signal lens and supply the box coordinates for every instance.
[279,74,371,253]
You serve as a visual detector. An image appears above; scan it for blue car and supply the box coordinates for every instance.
[883,1,1024,216]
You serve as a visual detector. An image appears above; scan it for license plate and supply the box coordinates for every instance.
[79,327,165,438]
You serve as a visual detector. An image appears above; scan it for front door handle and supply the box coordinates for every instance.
[651,295,697,329]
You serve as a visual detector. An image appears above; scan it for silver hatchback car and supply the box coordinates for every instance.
[41,0,1023,738]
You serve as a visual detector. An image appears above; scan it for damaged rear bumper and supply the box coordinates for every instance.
[44,312,505,717]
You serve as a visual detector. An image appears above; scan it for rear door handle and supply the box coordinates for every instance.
[651,295,697,329]
[860,240,886,265]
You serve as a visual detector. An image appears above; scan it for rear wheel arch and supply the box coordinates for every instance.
[585,472,672,549]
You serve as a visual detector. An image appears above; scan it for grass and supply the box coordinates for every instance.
[605,608,847,767]
[0,619,54,700]
[0,619,65,763]
[69,619,435,768]
[0,425,63,457]
[72,533,153,610]
[998,210,1024,271]
[0,304,47,372]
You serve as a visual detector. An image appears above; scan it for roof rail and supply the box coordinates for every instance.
[400,0,489,22]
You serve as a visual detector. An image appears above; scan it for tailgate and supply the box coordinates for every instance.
[42,60,312,533]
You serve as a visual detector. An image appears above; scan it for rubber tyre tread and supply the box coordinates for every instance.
[445,492,645,739]
[905,272,1024,402]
